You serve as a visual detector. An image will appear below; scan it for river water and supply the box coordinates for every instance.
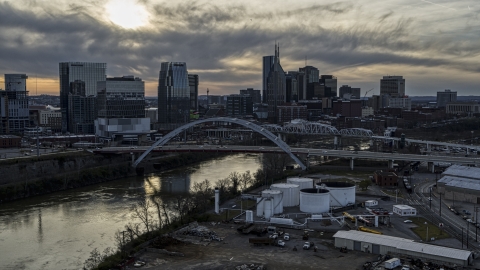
[0,154,261,270]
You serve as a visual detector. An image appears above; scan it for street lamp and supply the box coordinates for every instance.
[425,222,429,242]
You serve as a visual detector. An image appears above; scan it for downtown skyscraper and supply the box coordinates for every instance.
[59,62,106,133]
[158,62,198,129]
[263,44,286,123]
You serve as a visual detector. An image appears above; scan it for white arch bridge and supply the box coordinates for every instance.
[132,117,307,170]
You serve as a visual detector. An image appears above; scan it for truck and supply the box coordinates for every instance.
[303,241,314,250]
[249,237,274,246]
[384,258,401,269]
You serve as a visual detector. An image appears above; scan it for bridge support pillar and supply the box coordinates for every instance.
[350,158,354,171]
[467,148,470,155]
[388,160,394,169]
[369,139,373,147]
[446,146,450,153]
[426,143,430,152]
[131,152,135,163]
[427,162,435,173]
[334,136,341,150]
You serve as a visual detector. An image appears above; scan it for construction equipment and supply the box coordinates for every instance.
[358,226,382,235]
[342,212,356,222]
[363,88,374,99]
[302,230,309,240]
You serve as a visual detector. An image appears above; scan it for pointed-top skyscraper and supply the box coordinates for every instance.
[263,43,286,123]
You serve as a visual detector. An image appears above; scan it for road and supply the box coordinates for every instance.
[401,177,480,251]
[95,145,480,167]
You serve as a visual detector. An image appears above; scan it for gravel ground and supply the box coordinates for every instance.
[138,222,378,270]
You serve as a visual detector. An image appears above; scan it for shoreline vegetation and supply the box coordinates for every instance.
[0,152,226,203]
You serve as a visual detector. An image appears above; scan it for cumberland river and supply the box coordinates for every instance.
[0,154,261,270]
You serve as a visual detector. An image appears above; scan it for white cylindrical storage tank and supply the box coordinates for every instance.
[262,189,283,214]
[264,199,273,219]
[246,210,253,223]
[256,197,264,217]
[287,177,314,190]
[299,188,330,213]
[270,183,300,207]
[323,182,356,207]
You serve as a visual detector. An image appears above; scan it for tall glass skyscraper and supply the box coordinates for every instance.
[2,74,29,133]
[158,62,191,129]
[59,62,106,132]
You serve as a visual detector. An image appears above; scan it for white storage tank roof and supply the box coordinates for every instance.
[323,182,356,207]
[262,189,283,214]
[287,177,314,190]
[299,188,330,213]
[271,183,300,207]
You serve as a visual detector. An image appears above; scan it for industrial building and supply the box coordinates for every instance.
[392,205,417,216]
[437,165,480,204]
[334,230,473,267]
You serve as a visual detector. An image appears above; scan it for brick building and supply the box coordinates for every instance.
[0,135,21,148]
[374,171,398,187]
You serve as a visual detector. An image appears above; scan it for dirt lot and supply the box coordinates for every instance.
[138,222,378,270]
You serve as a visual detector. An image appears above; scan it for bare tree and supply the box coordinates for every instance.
[131,199,155,233]
[192,179,213,212]
[239,171,253,192]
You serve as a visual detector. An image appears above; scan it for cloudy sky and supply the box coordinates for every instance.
[0,0,479,97]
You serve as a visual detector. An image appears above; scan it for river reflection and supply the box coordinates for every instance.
[0,153,261,270]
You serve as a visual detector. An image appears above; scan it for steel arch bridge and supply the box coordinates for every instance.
[132,117,307,170]
[262,119,374,138]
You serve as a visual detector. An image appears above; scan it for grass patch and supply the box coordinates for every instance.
[382,189,403,198]
[409,217,450,241]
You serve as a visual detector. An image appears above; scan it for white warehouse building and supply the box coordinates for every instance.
[334,231,473,267]
[392,205,417,216]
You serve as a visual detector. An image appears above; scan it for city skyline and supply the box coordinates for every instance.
[0,0,479,96]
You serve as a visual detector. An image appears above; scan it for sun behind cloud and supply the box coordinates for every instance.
[105,0,150,29]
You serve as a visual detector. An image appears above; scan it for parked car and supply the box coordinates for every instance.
[403,220,413,223]
[277,239,285,247]
[284,233,290,241]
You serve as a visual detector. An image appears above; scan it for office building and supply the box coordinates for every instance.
[59,62,106,132]
[95,76,149,138]
[288,71,306,101]
[387,96,412,110]
[158,62,191,129]
[262,55,275,103]
[239,88,262,104]
[446,103,480,115]
[339,85,361,99]
[39,106,62,133]
[226,94,253,117]
[2,74,30,134]
[332,99,362,117]
[285,74,298,102]
[188,74,199,111]
[299,66,320,100]
[264,44,286,123]
[277,103,308,123]
[437,90,457,108]
[67,80,97,134]
[320,75,337,97]
[380,76,405,97]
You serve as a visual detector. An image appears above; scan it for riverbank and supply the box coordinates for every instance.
[0,151,226,203]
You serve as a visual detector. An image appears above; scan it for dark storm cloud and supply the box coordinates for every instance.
[0,0,479,94]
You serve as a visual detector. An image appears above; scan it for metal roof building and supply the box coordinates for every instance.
[442,164,480,180]
[438,165,480,203]
[333,230,473,267]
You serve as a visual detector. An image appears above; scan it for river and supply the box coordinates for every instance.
[0,153,261,270]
